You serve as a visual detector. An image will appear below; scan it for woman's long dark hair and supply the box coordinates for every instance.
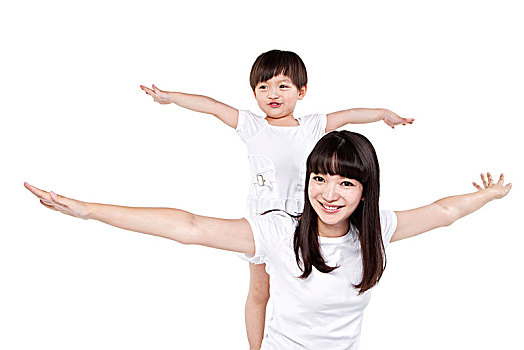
[293,131,384,294]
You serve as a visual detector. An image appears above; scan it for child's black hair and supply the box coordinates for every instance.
[249,50,308,91]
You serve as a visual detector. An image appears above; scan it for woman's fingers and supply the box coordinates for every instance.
[480,173,488,188]
[497,173,505,185]
[472,182,483,191]
[40,199,58,211]
[487,172,494,185]
[49,191,70,211]
[25,182,51,202]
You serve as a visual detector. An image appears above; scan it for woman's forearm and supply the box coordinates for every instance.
[392,173,511,242]
[434,189,496,225]
[87,203,197,244]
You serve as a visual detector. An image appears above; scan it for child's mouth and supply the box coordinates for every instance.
[269,102,281,108]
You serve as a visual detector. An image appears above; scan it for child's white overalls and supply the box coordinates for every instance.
[236,110,327,217]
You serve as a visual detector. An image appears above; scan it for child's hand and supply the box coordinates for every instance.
[472,173,512,199]
[140,84,173,104]
[381,109,414,128]
[24,182,91,220]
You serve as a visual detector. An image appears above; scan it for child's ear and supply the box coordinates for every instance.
[298,85,307,100]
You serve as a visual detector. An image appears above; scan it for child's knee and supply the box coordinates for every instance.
[248,264,270,302]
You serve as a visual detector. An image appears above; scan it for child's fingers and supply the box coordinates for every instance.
[140,86,154,95]
[472,182,483,191]
[152,84,160,92]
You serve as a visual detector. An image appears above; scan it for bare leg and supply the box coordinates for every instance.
[245,263,270,350]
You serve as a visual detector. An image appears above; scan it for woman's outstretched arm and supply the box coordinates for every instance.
[391,173,512,242]
[24,182,255,254]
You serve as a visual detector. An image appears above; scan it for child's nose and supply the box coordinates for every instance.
[268,87,279,98]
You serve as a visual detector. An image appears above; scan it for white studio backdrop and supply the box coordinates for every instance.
[1,1,523,349]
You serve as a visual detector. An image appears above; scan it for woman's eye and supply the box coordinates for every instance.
[313,176,325,183]
[341,181,354,187]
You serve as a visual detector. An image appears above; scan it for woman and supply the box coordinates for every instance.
[25,131,511,349]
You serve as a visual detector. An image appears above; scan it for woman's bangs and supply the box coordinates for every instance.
[308,142,368,184]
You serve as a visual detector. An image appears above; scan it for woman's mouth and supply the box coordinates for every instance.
[319,201,344,213]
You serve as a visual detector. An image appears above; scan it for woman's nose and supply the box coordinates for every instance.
[322,184,339,202]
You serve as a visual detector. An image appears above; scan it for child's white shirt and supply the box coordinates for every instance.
[245,210,398,350]
[236,110,327,216]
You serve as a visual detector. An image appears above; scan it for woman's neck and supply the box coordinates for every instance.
[317,220,349,238]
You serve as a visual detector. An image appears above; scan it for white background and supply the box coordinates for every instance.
[2,0,523,349]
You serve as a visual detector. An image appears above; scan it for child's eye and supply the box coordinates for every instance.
[257,85,267,90]
[341,181,354,187]
[279,85,289,89]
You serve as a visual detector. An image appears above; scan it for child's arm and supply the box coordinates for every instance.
[326,108,414,132]
[391,173,511,242]
[140,84,239,128]
[24,183,255,254]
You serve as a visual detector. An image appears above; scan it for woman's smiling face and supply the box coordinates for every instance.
[308,173,364,237]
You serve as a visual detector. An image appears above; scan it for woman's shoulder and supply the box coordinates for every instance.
[249,210,298,236]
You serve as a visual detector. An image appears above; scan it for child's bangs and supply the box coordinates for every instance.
[308,141,369,184]
[250,50,307,90]
[255,63,298,86]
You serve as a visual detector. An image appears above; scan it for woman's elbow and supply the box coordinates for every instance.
[169,213,203,245]
[435,204,459,227]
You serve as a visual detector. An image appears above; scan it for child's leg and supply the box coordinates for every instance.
[245,262,270,350]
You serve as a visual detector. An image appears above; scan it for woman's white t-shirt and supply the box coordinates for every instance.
[245,210,398,350]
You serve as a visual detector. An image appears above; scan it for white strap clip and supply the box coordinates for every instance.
[256,174,266,186]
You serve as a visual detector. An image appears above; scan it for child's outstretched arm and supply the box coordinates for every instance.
[391,173,512,242]
[140,84,239,128]
[24,182,254,254]
[326,108,414,132]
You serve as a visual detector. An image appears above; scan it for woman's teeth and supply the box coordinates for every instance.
[321,203,341,211]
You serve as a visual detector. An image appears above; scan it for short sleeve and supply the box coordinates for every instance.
[236,110,266,142]
[298,113,327,141]
[244,212,296,264]
[380,210,398,248]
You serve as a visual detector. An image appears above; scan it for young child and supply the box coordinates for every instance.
[140,50,413,349]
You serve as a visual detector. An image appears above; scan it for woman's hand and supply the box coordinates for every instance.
[140,84,173,104]
[24,182,91,220]
[472,172,512,199]
[380,109,414,128]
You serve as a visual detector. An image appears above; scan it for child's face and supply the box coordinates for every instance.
[253,74,306,119]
